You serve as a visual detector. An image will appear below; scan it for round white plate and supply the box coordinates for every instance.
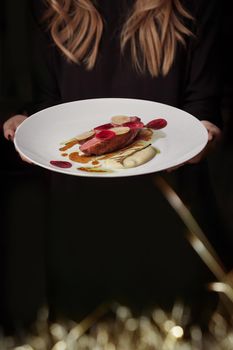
[14,98,208,177]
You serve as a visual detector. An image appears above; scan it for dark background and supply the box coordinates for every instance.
[0,0,233,332]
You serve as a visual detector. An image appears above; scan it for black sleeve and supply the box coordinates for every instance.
[182,0,222,128]
[26,0,60,115]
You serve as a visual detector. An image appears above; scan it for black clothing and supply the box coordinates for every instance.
[24,0,228,325]
[30,0,221,127]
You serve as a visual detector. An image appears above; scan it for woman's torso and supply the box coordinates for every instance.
[35,0,193,108]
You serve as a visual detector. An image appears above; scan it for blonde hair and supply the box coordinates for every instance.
[43,0,193,76]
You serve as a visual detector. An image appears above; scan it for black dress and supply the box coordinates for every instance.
[26,0,229,324]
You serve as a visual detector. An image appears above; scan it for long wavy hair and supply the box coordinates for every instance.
[43,0,193,76]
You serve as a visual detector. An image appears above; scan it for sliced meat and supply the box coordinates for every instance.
[80,128,140,155]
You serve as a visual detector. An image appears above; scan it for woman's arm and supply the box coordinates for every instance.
[183,0,222,163]
[183,0,222,126]
[3,0,60,164]
[3,1,60,132]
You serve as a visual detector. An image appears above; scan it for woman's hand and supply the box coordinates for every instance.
[3,114,32,163]
[167,120,222,171]
[187,120,222,164]
[3,114,28,140]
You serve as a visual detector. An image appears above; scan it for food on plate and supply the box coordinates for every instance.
[110,126,130,135]
[75,115,166,156]
[54,115,167,172]
[78,115,144,155]
[146,118,167,129]
[111,115,131,125]
[80,127,139,155]
[122,145,157,168]
[50,160,72,168]
[60,130,95,145]
[102,139,155,169]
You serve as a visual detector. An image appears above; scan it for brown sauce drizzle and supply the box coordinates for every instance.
[78,167,111,173]
[59,140,79,152]
[69,152,94,163]
[137,128,153,141]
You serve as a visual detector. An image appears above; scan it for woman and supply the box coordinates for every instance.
[3,0,226,324]
[4,0,221,144]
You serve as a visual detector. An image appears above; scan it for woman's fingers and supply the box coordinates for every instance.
[18,153,33,164]
[187,120,222,164]
[3,114,27,140]
[3,114,32,163]
[187,148,207,164]
[201,120,222,142]
[5,130,15,141]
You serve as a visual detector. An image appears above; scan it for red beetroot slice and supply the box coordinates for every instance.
[130,116,141,122]
[95,129,116,140]
[122,121,144,129]
[94,123,113,131]
[146,118,167,129]
[50,160,72,168]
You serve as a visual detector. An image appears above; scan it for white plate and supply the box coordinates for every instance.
[14,98,208,177]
